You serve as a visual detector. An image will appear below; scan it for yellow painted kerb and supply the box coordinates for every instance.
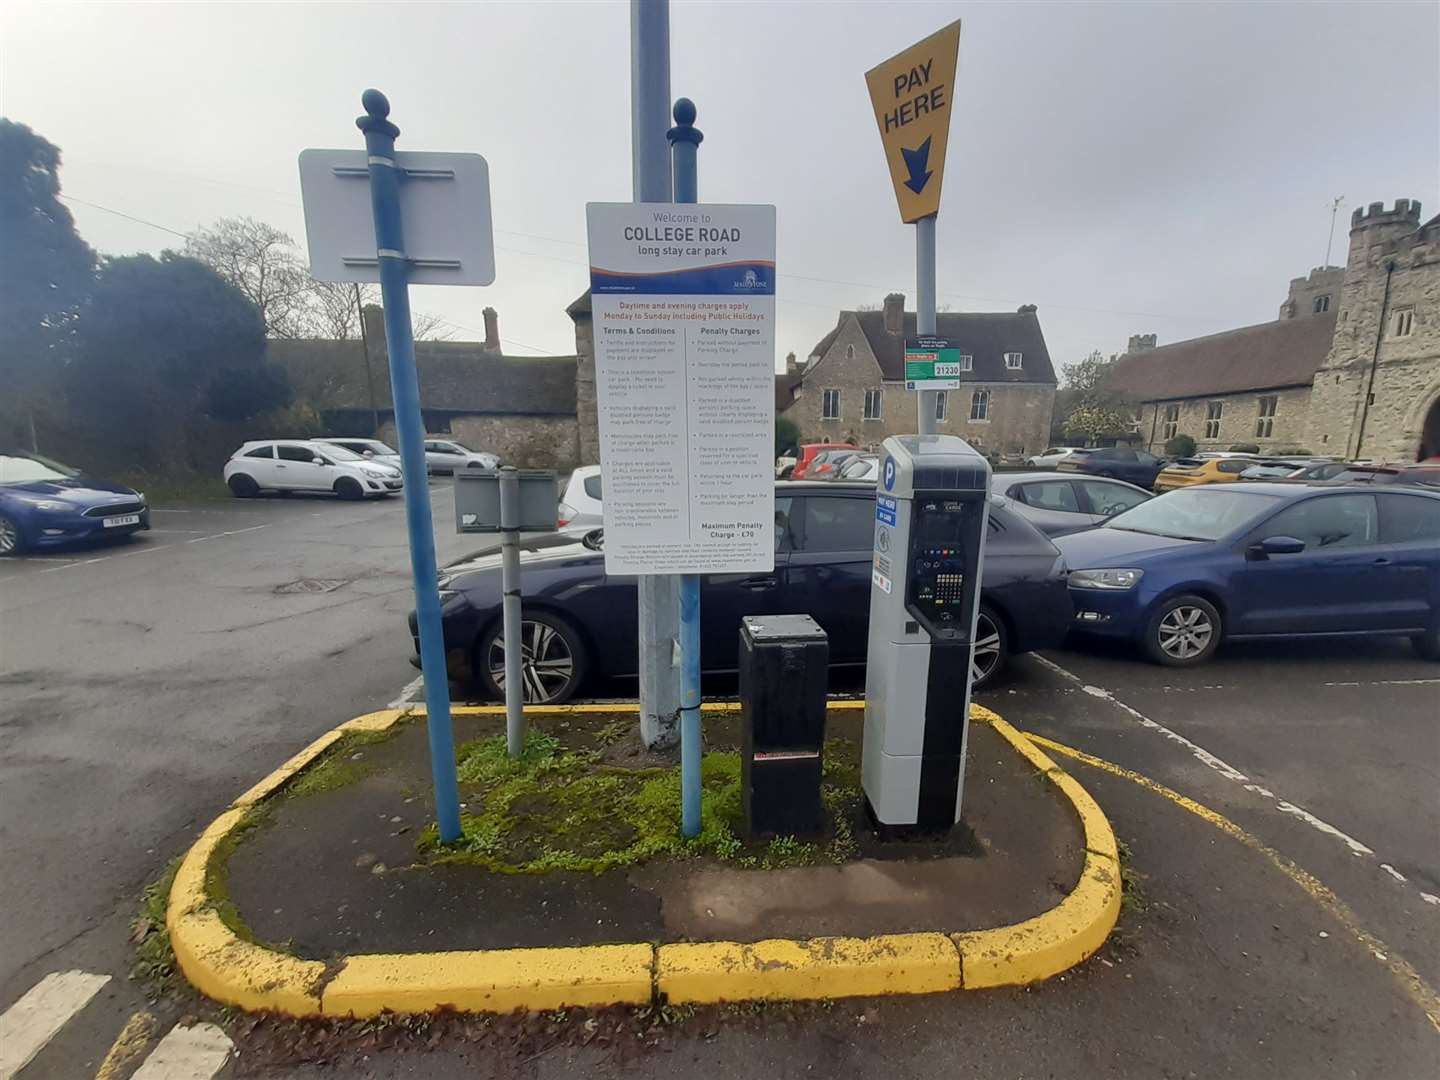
[166,701,1119,1014]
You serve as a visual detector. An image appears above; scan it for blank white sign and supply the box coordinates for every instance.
[298,149,495,286]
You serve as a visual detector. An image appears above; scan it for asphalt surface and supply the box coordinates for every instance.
[2,493,1438,1077]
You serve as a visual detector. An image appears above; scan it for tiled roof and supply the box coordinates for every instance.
[808,309,1057,384]
[1106,314,1336,401]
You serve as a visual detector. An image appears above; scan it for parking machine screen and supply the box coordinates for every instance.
[906,495,983,640]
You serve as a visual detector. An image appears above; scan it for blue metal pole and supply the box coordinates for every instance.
[356,89,462,843]
[669,97,704,838]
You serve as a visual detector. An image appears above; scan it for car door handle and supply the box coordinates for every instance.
[741,576,776,590]
[276,464,288,469]
[1372,557,1391,566]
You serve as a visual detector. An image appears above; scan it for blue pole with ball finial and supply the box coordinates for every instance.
[356,89,462,843]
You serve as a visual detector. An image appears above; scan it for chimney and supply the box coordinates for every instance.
[482,306,501,353]
[361,304,387,359]
[785,351,798,378]
[883,293,905,334]
[1127,333,1156,353]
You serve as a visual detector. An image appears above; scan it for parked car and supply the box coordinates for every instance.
[775,454,798,479]
[837,454,880,482]
[1238,457,1335,480]
[1056,446,1166,488]
[557,465,603,531]
[806,448,860,479]
[790,442,853,480]
[989,471,1152,537]
[1055,482,1440,667]
[1026,447,1087,468]
[1320,462,1440,489]
[1288,460,1355,482]
[315,437,403,469]
[0,450,150,556]
[223,439,403,499]
[422,438,500,475]
[416,482,1074,702]
[1154,456,1256,492]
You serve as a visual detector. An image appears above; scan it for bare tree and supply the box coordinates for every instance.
[301,280,451,342]
[184,217,312,339]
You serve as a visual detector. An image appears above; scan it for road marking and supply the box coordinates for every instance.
[1027,732,1440,1035]
[1323,678,1440,688]
[186,524,269,544]
[37,556,111,575]
[94,1011,158,1080]
[1031,654,1380,857]
[0,970,110,1080]
[130,1022,232,1079]
[389,674,425,709]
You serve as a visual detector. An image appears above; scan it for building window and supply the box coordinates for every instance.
[959,354,974,372]
[934,390,948,422]
[1312,294,1330,314]
[1129,407,1143,434]
[1255,395,1278,438]
[970,389,990,422]
[863,389,882,421]
[1162,404,1179,441]
[1392,308,1414,338]
[1004,352,1023,370]
[821,389,840,420]
[846,344,856,360]
[1204,401,1224,439]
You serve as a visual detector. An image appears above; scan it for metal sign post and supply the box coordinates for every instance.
[497,468,525,756]
[300,90,497,844]
[865,21,962,439]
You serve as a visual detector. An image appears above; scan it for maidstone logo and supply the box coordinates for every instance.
[732,268,765,290]
[865,21,962,224]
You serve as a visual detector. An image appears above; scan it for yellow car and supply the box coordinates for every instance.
[1153,457,1256,493]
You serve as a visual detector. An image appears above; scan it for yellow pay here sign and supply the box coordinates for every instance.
[865,20,962,223]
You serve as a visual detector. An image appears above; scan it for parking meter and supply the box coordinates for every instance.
[863,435,991,830]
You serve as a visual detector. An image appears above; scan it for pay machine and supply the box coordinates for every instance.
[863,435,991,830]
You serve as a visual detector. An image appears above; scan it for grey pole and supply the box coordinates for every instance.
[498,466,524,756]
[631,0,681,749]
[916,214,938,436]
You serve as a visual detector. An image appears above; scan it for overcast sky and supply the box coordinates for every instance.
[3,1,1436,375]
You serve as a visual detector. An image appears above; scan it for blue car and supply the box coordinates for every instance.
[1055,483,1440,667]
[0,450,151,556]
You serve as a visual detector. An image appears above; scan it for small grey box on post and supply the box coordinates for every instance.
[454,470,559,533]
[739,614,829,837]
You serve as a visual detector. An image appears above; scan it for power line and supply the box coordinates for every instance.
[57,193,191,239]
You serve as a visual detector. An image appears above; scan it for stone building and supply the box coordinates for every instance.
[1111,198,1440,461]
[781,294,1057,456]
[271,305,582,469]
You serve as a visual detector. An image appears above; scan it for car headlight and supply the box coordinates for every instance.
[438,589,459,604]
[1069,568,1144,590]
[29,499,69,512]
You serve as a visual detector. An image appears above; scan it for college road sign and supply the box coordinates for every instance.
[864,20,962,224]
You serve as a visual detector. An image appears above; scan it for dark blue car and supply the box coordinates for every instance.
[0,450,151,556]
[1055,483,1440,667]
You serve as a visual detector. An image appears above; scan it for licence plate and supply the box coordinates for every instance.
[103,514,141,528]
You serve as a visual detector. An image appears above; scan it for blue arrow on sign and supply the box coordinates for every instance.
[901,136,933,194]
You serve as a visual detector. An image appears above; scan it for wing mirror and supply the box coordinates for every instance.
[1248,535,1305,560]
[363,449,374,457]
[312,456,328,466]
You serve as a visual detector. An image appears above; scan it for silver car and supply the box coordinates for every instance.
[989,470,1152,537]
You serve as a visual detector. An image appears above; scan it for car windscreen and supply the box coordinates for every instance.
[0,452,80,483]
[1103,488,1278,541]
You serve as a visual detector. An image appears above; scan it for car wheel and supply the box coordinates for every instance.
[477,612,588,704]
[334,477,365,501]
[1411,618,1440,661]
[970,605,1008,690]
[227,474,259,498]
[0,513,24,556]
[1143,594,1222,666]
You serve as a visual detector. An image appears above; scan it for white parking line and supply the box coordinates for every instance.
[37,556,111,575]
[389,674,425,709]
[0,970,110,1080]
[186,524,269,544]
[1029,655,1438,905]
[129,1022,233,1079]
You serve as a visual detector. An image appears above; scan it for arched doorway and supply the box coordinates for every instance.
[1420,397,1440,461]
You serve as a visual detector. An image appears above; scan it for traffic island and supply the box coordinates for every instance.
[166,703,1120,1017]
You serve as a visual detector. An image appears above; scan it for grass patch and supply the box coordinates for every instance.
[287,729,398,797]
[112,470,230,505]
[203,805,272,945]
[131,857,182,989]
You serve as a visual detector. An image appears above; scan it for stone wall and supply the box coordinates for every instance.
[572,314,600,466]
[378,415,580,470]
[1280,266,1345,320]
[1135,385,1315,453]
[1306,200,1440,460]
[783,313,1054,455]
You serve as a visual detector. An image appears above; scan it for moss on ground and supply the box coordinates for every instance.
[418,728,866,874]
[131,856,183,989]
[287,728,400,797]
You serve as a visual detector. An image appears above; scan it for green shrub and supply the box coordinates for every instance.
[1228,442,1260,454]
[1163,433,1196,458]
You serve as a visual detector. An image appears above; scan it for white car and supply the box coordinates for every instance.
[423,438,499,475]
[315,437,403,469]
[557,465,603,531]
[223,439,403,500]
[1026,447,1087,468]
